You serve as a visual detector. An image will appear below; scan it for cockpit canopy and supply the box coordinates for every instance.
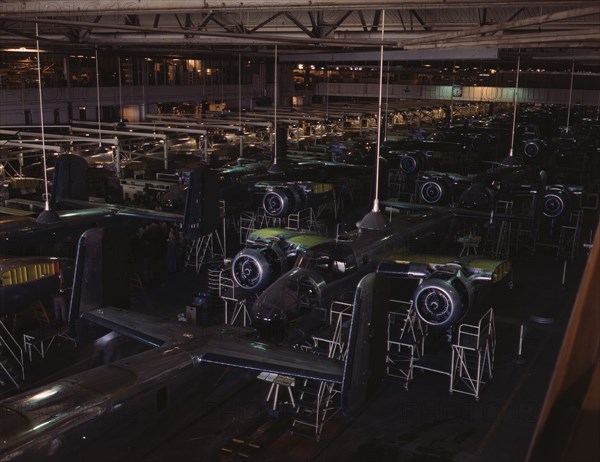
[296,242,357,279]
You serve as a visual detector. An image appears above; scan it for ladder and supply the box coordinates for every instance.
[218,266,252,326]
[290,299,352,440]
[388,168,408,198]
[557,209,583,260]
[239,210,257,245]
[303,300,352,360]
[290,379,339,441]
[184,230,224,272]
[256,207,285,229]
[0,320,25,389]
[450,308,496,401]
[386,299,427,390]
[286,207,323,233]
[493,200,513,259]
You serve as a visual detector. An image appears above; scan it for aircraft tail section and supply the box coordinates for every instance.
[340,272,389,416]
[50,153,90,207]
[78,270,390,417]
[183,166,220,239]
[67,227,131,338]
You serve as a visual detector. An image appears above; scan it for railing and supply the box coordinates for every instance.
[0,319,25,387]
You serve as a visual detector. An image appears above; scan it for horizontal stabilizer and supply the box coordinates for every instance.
[199,337,344,383]
[83,307,344,383]
[83,307,201,347]
[382,199,534,224]
[58,198,184,223]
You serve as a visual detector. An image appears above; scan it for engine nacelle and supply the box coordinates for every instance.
[399,151,426,175]
[231,244,287,292]
[413,272,471,328]
[419,176,452,205]
[262,183,334,218]
[523,139,546,158]
[262,186,303,217]
[544,185,571,219]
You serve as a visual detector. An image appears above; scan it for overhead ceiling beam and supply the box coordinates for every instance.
[324,11,353,38]
[285,13,316,38]
[409,10,432,31]
[2,1,595,15]
[403,29,600,49]
[358,11,368,32]
[505,7,526,23]
[372,10,382,32]
[197,12,214,30]
[479,8,488,27]
[249,12,284,33]
[279,47,499,63]
[397,10,407,31]
[16,16,395,47]
[0,24,67,43]
[400,5,600,46]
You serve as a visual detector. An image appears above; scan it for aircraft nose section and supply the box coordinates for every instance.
[458,183,495,210]
[250,271,322,344]
[252,303,288,343]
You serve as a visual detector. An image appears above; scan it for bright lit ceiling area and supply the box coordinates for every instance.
[0,0,599,71]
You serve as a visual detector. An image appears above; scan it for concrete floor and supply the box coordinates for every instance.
[6,213,593,462]
[133,243,587,462]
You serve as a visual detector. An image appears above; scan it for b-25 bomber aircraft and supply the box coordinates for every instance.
[249,204,513,345]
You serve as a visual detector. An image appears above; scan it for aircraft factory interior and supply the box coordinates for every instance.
[0,2,599,461]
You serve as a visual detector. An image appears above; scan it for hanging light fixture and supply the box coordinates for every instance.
[268,44,284,174]
[358,9,389,230]
[93,45,106,154]
[502,52,522,167]
[563,59,575,138]
[35,21,61,224]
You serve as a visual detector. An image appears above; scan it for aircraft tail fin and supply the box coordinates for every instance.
[67,227,131,339]
[182,166,220,239]
[50,153,90,207]
[340,272,389,416]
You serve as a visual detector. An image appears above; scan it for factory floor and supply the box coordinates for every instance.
[5,216,595,462]
[133,245,588,462]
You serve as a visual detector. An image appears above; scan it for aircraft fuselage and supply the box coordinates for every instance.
[251,209,455,343]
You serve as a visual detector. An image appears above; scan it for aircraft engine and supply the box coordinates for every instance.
[399,151,425,175]
[543,185,571,219]
[231,243,287,292]
[413,271,471,328]
[523,139,546,158]
[262,186,303,217]
[419,177,452,205]
[262,183,334,217]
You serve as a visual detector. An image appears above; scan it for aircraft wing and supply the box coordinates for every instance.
[0,206,35,217]
[58,198,184,223]
[110,205,183,223]
[381,200,436,213]
[83,307,201,347]
[198,336,344,383]
[382,252,512,283]
[381,199,532,223]
[83,307,344,383]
